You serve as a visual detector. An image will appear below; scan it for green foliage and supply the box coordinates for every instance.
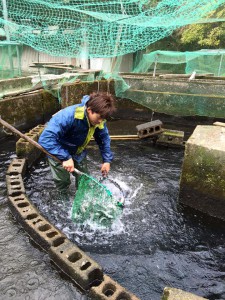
[181,6,225,49]
[181,23,225,48]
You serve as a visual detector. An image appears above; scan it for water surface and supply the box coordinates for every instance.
[23,136,225,300]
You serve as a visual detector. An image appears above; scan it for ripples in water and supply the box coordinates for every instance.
[21,139,225,300]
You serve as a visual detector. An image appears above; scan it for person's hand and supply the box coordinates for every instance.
[62,158,74,173]
[101,162,110,177]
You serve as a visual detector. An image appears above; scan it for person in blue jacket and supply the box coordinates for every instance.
[38,91,116,199]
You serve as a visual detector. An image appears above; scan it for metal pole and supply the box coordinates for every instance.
[153,55,158,77]
[218,54,223,77]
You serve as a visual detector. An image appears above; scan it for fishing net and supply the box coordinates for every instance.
[71,174,124,227]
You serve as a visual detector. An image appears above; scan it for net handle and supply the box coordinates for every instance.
[0,117,83,175]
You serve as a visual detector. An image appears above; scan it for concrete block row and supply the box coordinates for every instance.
[5,156,141,298]
[49,238,103,290]
[89,275,140,300]
[7,192,66,250]
[136,120,163,139]
[7,191,104,291]
[6,157,105,293]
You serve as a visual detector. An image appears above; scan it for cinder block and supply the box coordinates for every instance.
[6,174,25,196]
[16,130,43,165]
[25,215,66,251]
[16,132,38,157]
[157,129,184,147]
[89,275,140,300]
[6,158,27,176]
[49,238,103,290]
[136,120,163,138]
[8,194,38,220]
[16,133,38,158]
[23,148,42,167]
[29,124,45,138]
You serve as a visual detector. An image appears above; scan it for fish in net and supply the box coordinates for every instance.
[71,174,124,227]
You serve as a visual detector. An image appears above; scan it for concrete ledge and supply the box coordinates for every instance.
[0,76,33,98]
[0,90,59,139]
[162,287,207,300]
[179,125,225,220]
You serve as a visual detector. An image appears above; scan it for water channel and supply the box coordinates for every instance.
[1,120,225,300]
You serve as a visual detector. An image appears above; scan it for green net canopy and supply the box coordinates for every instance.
[1,0,225,58]
[134,49,225,76]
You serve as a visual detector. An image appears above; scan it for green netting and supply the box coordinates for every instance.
[72,174,122,227]
[1,1,225,58]
[133,49,225,76]
[0,41,22,79]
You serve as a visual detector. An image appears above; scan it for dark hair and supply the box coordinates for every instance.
[86,92,116,119]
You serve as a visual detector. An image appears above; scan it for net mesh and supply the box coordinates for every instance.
[0,1,225,58]
[133,49,225,76]
[71,174,122,227]
[1,3,225,118]
[0,42,22,79]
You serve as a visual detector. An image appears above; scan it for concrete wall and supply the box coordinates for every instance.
[0,90,59,139]
[179,124,225,220]
[121,75,225,118]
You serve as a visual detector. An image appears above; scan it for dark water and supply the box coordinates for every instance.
[26,138,225,300]
[1,129,225,299]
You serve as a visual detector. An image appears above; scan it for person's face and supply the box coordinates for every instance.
[87,107,104,126]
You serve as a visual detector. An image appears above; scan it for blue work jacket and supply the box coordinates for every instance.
[38,95,113,163]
